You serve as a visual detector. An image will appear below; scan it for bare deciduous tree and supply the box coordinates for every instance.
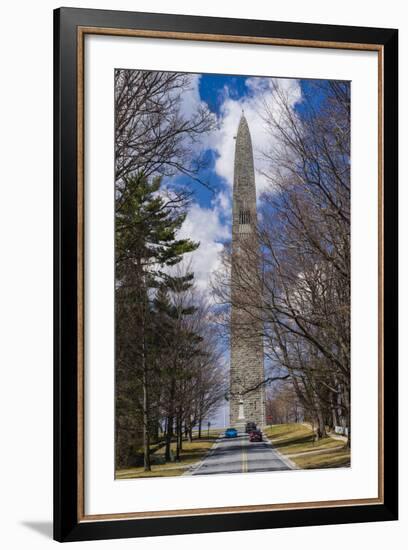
[212,80,351,443]
[115,69,215,199]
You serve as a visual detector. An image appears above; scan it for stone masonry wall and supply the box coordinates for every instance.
[230,115,266,428]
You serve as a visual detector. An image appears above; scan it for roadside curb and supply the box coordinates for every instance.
[182,436,223,476]
[263,434,299,470]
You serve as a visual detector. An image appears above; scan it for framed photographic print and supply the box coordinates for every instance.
[54,7,398,542]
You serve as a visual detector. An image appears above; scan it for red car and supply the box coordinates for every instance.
[249,430,263,442]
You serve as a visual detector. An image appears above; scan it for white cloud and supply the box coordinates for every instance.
[178,73,218,158]
[173,76,302,298]
[179,73,202,119]
[208,77,302,198]
[178,197,229,296]
[216,189,231,214]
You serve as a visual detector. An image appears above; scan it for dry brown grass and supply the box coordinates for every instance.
[264,423,350,469]
[115,432,221,479]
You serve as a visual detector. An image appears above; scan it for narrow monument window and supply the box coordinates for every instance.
[239,209,250,224]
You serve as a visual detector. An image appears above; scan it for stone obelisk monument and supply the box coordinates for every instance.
[229,113,266,429]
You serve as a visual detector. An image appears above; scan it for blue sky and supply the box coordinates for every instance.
[174,74,252,210]
[171,74,345,302]
[173,73,304,297]
[178,74,329,207]
[178,74,336,217]
[199,74,249,114]
[165,73,345,302]
[171,74,341,426]
[175,73,301,428]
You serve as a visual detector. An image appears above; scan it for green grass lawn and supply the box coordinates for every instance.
[116,431,221,479]
[264,423,350,469]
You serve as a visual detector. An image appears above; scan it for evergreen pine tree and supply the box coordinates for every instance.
[115,172,199,470]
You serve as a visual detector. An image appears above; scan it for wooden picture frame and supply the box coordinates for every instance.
[54,7,398,542]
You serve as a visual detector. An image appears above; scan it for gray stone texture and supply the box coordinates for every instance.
[230,115,266,428]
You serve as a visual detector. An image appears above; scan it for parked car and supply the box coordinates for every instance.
[225,427,238,438]
[245,421,257,433]
[249,430,263,442]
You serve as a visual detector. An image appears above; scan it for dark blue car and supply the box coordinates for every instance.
[225,428,238,438]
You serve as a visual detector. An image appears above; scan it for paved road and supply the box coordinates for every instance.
[190,432,293,476]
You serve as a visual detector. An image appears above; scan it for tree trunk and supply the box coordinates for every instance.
[179,417,183,452]
[331,399,339,431]
[345,388,351,449]
[175,415,181,461]
[142,347,151,471]
[165,376,176,461]
[139,266,151,472]
[315,408,327,440]
[165,415,173,461]
[346,416,351,449]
